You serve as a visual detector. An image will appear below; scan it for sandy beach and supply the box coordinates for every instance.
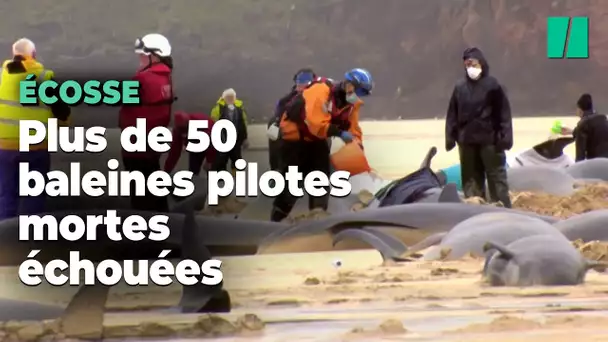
[2,250,608,341]
[5,117,608,341]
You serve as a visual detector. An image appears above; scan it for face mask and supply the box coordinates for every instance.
[466,67,482,80]
[345,93,359,104]
[227,104,235,110]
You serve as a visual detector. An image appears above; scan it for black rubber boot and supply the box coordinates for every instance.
[197,289,231,313]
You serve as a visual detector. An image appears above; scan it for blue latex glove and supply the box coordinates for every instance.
[340,131,354,143]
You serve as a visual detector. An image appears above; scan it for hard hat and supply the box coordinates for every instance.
[344,68,374,96]
[135,33,171,57]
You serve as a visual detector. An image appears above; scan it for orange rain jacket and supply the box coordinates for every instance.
[279,81,363,143]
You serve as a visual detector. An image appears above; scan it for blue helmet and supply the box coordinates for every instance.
[344,68,373,96]
[293,68,316,85]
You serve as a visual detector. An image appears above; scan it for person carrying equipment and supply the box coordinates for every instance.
[267,68,317,171]
[270,68,374,222]
[119,33,175,212]
[210,88,248,174]
[164,111,216,175]
[0,38,71,219]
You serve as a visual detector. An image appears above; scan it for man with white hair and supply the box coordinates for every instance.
[210,88,249,173]
[0,38,71,219]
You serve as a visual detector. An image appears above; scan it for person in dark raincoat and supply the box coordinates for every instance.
[445,47,513,207]
[267,68,317,171]
[563,94,608,161]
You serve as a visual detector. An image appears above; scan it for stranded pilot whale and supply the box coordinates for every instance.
[421,212,565,260]
[554,209,608,242]
[258,202,559,253]
[483,234,602,286]
[238,146,462,221]
[331,212,565,262]
[564,158,608,181]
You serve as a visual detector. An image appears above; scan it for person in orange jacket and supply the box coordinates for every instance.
[270,68,374,222]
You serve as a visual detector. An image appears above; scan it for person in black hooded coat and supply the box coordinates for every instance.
[445,47,513,207]
[571,94,608,161]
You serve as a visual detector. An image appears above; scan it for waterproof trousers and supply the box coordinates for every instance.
[0,149,50,220]
[268,138,282,171]
[271,140,331,222]
[212,141,243,172]
[189,151,208,176]
[123,156,169,212]
[458,144,512,208]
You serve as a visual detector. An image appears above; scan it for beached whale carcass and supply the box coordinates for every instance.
[483,234,602,286]
[239,146,462,220]
[258,202,560,254]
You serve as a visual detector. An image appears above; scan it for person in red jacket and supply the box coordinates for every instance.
[164,111,216,174]
[119,33,176,212]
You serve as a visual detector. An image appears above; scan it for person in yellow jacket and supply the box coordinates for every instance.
[0,38,71,220]
[209,88,249,173]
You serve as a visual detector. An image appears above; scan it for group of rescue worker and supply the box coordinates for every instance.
[266,67,373,222]
[1,33,607,221]
[0,33,252,219]
[120,34,252,212]
[444,47,608,207]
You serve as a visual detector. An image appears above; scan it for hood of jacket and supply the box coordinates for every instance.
[463,47,490,79]
[216,97,243,107]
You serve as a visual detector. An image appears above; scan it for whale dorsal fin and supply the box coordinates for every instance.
[419,146,438,169]
[483,241,515,260]
[438,183,462,203]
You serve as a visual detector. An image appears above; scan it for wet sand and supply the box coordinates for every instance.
[2,251,608,340]
[7,117,608,341]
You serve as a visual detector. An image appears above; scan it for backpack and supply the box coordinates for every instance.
[284,78,353,140]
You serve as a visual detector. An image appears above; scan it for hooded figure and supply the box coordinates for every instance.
[267,68,318,171]
[571,94,608,161]
[445,47,513,207]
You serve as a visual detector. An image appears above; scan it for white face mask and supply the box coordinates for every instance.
[466,67,482,80]
[227,104,235,110]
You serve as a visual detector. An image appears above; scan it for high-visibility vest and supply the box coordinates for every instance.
[0,60,54,140]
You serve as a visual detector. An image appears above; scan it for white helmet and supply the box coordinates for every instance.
[134,33,171,57]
